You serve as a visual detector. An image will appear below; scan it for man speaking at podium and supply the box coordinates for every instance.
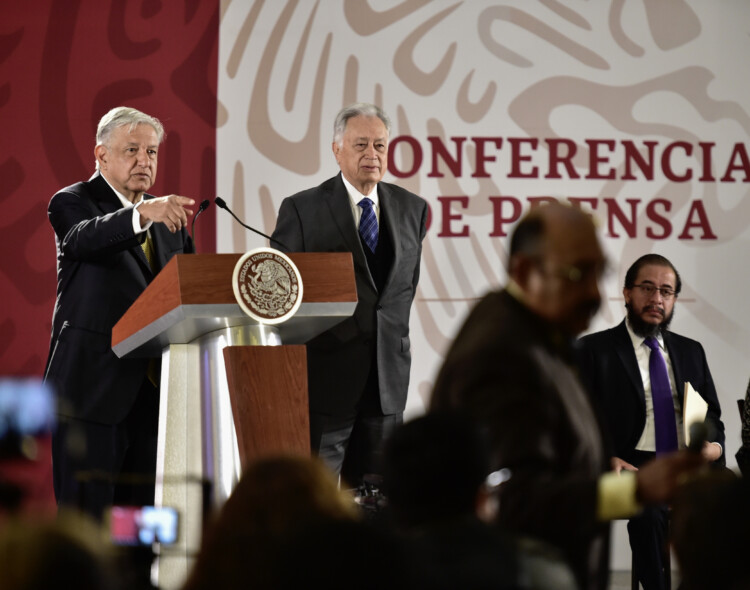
[44,107,195,519]
[272,103,428,487]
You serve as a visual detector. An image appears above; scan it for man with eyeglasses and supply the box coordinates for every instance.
[577,253,725,590]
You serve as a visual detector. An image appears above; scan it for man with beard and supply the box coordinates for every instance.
[431,210,704,590]
[577,253,725,590]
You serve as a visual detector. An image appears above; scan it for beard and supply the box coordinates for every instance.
[626,302,675,338]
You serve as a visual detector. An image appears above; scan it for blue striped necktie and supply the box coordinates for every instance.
[358,197,378,253]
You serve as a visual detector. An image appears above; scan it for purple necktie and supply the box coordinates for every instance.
[644,336,678,454]
[358,198,378,253]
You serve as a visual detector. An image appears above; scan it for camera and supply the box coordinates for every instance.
[109,505,179,546]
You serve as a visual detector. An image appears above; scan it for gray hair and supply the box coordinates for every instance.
[332,103,391,146]
[95,107,164,170]
[96,106,165,147]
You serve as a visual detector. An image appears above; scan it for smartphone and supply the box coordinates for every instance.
[0,377,55,459]
[110,505,179,546]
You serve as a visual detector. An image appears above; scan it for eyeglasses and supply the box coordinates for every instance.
[632,283,677,300]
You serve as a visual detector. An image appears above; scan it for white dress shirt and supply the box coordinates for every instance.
[625,319,686,451]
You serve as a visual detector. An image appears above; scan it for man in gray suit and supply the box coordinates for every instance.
[271,103,428,486]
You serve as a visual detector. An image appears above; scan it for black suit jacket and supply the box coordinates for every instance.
[577,320,725,465]
[431,290,610,590]
[271,174,427,415]
[44,172,193,425]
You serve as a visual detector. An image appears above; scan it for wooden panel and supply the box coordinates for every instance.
[223,345,309,466]
[112,252,356,349]
[176,252,357,304]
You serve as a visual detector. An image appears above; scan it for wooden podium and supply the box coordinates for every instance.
[111,253,356,589]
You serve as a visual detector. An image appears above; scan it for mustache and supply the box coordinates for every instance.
[643,304,664,316]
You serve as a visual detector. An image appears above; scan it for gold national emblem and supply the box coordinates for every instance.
[231,248,303,324]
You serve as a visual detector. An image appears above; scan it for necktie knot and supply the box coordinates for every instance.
[644,336,659,352]
[358,198,378,253]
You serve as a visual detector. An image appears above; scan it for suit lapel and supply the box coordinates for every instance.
[89,173,153,277]
[88,173,122,214]
[378,184,401,292]
[663,332,684,403]
[613,321,647,404]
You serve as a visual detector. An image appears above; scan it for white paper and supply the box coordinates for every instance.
[683,381,708,446]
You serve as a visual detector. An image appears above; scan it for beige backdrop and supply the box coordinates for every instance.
[216,1,750,564]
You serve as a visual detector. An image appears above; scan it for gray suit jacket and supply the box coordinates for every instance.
[271,173,427,415]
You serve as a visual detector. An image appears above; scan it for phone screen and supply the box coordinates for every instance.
[0,378,55,459]
[110,506,179,546]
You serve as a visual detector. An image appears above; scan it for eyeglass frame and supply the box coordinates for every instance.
[631,283,677,300]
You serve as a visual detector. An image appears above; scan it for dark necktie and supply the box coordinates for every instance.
[644,336,678,454]
[358,197,378,253]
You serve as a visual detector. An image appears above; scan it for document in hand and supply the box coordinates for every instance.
[683,381,708,446]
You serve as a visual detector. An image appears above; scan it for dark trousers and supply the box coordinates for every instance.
[52,379,159,521]
[310,392,402,487]
[629,450,670,590]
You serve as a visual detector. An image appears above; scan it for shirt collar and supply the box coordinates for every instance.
[100,173,144,208]
[340,173,379,207]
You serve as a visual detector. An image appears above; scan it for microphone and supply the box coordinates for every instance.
[190,199,211,251]
[214,197,289,251]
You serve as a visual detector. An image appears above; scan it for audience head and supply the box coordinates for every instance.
[0,510,117,590]
[670,470,750,590]
[183,455,359,590]
[508,202,606,336]
[382,412,493,527]
[275,518,411,590]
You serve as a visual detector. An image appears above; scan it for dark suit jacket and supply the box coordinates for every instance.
[577,320,725,465]
[271,174,427,415]
[44,172,193,425]
[430,289,610,590]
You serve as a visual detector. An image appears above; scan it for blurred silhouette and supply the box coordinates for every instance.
[275,518,412,590]
[670,470,750,590]
[735,378,750,476]
[0,510,118,590]
[182,455,359,590]
[381,412,577,590]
